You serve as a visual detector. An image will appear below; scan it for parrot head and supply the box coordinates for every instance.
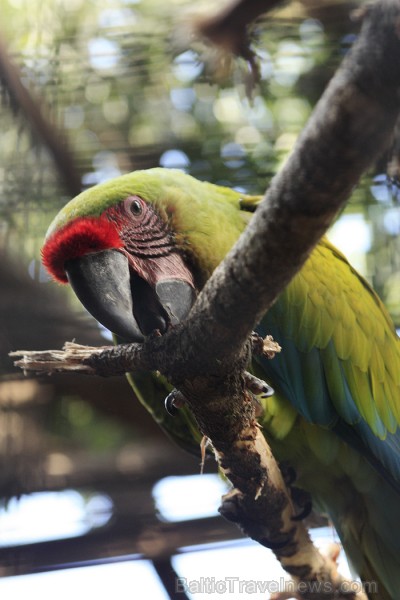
[42,168,259,342]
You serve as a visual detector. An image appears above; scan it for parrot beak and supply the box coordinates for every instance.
[65,249,196,342]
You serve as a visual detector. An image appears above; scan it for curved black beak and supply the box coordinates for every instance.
[65,249,196,342]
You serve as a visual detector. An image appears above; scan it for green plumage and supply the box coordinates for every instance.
[47,168,400,599]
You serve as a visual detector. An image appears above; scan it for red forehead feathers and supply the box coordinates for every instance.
[41,216,122,283]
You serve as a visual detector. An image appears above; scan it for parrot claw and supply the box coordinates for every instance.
[164,389,186,416]
[291,500,313,522]
[244,371,274,397]
[243,372,274,417]
[289,486,313,522]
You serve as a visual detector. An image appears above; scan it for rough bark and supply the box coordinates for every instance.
[11,1,400,598]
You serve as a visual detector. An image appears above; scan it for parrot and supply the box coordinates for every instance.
[41,167,400,599]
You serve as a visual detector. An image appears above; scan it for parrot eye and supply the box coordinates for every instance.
[121,196,146,220]
[129,198,143,216]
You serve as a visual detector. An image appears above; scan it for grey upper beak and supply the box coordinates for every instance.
[66,249,144,342]
[65,248,196,342]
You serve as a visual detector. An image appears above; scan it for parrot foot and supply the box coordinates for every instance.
[164,389,186,416]
[219,489,293,551]
[280,463,313,521]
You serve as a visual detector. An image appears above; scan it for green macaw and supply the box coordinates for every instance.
[42,168,400,599]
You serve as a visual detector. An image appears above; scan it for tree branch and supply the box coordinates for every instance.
[0,35,82,197]
[11,1,400,598]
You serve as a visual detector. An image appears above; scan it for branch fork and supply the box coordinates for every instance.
[10,337,367,599]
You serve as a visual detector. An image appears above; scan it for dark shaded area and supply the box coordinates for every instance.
[0,255,100,371]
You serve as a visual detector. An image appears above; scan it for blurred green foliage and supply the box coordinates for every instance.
[0,0,399,322]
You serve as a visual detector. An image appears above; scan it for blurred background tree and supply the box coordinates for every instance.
[0,0,399,591]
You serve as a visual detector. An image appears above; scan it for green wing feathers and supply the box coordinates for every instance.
[275,237,400,438]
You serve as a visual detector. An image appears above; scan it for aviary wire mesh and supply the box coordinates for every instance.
[0,0,350,260]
